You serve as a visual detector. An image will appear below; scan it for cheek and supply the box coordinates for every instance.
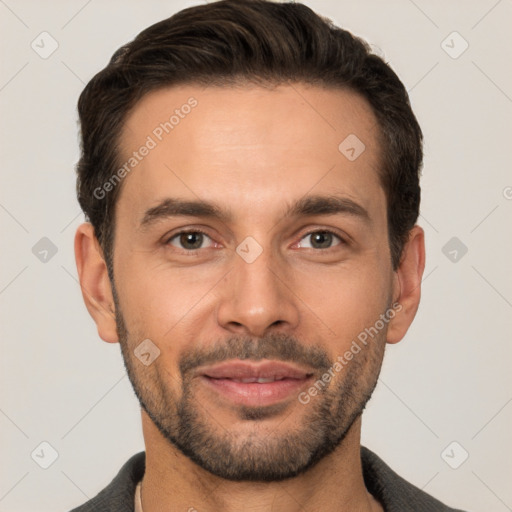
[292,262,392,343]
[114,256,223,341]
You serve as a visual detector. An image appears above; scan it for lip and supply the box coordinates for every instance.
[200,360,312,380]
[198,360,314,407]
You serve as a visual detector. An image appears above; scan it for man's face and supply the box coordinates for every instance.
[111,83,397,481]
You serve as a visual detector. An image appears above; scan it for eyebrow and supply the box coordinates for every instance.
[139,198,232,229]
[138,194,370,230]
[285,195,370,221]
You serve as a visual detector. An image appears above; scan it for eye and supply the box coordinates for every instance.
[297,230,343,250]
[167,230,214,251]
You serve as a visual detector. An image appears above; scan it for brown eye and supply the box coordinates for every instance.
[168,231,212,250]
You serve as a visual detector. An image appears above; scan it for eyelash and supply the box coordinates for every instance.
[165,228,346,253]
[298,229,346,250]
[165,228,211,249]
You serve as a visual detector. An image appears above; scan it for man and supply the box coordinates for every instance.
[71,0,466,510]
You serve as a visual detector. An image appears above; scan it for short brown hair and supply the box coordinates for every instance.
[76,0,422,273]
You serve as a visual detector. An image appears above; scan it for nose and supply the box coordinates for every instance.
[216,247,300,338]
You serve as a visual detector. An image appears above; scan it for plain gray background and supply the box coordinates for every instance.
[1,1,511,510]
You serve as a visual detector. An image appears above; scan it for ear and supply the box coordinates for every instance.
[386,225,425,344]
[74,223,119,343]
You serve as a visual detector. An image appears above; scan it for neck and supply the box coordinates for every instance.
[139,411,383,512]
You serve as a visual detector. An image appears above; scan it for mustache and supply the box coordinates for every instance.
[179,332,332,377]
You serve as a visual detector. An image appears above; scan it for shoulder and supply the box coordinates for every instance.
[68,452,145,512]
[361,446,468,512]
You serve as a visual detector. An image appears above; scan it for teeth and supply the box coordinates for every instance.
[234,377,278,383]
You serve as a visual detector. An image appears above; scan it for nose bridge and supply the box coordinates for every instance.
[237,245,278,298]
[216,241,299,336]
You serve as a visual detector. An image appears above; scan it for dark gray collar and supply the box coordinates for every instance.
[70,447,467,511]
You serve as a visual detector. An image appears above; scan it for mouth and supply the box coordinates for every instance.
[198,360,315,407]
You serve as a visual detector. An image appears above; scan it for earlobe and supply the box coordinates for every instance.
[74,223,119,343]
[386,225,425,344]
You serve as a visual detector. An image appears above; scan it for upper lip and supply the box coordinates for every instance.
[199,360,314,380]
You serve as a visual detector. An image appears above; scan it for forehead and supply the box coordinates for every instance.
[116,83,384,225]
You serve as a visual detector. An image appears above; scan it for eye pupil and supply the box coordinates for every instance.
[174,231,336,251]
[311,231,332,249]
[180,232,203,250]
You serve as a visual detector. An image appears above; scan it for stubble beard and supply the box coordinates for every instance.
[114,292,387,482]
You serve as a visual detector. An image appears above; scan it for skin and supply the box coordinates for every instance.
[75,83,425,512]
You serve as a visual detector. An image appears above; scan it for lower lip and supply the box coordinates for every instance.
[201,376,312,407]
